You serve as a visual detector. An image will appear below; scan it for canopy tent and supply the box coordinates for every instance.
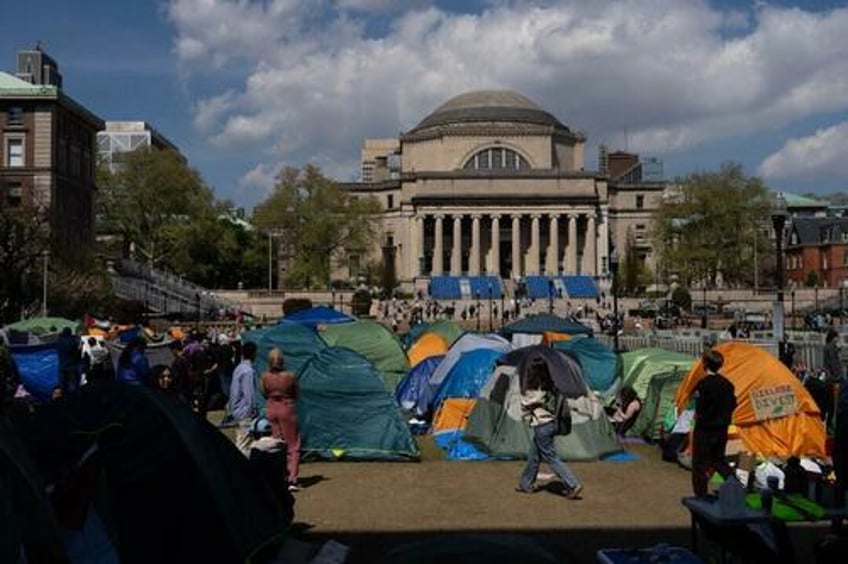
[5,317,80,335]
[500,314,592,347]
[8,382,291,562]
[395,355,445,417]
[553,338,619,397]
[407,332,449,368]
[428,333,512,394]
[319,320,409,390]
[463,357,622,461]
[297,347,420,461]
[620,348,694,401]
[675,342,826,458]
[404,319,463,349]
[278,305,355,330]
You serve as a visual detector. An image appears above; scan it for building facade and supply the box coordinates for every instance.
[0,47,102,251]
[97,120,183,171]
[343,90,665,288]
[786,217,848,289]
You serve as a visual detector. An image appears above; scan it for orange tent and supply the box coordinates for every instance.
[675,342,825,459]
[541,331,572,347]
[407,332,449,368]
[432,398,476,435]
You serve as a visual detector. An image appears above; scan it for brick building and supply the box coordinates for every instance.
[0,47,103,253]
[786,217,848,288]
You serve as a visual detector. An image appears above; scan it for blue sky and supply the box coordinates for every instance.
[2,0,848,209]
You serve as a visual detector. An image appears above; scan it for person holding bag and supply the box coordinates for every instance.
[516,357,583,499]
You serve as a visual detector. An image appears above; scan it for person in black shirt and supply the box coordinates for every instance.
[692,349,737,497]
[55,327,80,394]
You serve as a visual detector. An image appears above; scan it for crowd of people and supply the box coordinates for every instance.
[0,325,303,495]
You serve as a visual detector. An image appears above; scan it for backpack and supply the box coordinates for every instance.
[545,391,572,436]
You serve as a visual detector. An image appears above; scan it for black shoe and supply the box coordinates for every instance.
[565,484,584,499]
[515,486,536,494]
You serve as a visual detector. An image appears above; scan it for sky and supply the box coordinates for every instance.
[3,0,848,210]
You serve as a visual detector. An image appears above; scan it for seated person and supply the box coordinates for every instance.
[609,386,641,434]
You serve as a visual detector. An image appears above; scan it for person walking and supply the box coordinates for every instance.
[261,347,301,492]
[691,350,737,497]
[55,327,80,393]
[516,357,583,499]
[228,341,258,455]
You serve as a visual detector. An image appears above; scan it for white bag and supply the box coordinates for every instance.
[753,461,785,490]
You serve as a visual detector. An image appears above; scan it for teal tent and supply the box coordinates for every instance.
[298,347,420,461]
[319,320,409,390]
[553,337,619,397]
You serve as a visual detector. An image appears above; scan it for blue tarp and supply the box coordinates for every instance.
[433,430,490,461]
[278,306,355,330]
[10,343,58,401]
[395,355,444,416]
[433,348,503,408]
[553,338,619,395]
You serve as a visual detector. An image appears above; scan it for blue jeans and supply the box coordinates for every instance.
[519,422,580,491]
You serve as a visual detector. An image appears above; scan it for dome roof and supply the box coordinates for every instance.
[408,89,570,134]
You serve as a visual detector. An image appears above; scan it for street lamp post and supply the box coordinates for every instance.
[41,250,49,317]
[267,231,273,291]
[772,192,789,341]
[791,290,796,331]
[488,283,494,332]
[475,290,481,332]
[702,285,708,329]
[610,248,620,352]
[548,278,555,314]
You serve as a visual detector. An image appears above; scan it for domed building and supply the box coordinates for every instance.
[343,90,665,298]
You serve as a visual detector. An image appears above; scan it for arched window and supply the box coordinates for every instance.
[463,147,530,171]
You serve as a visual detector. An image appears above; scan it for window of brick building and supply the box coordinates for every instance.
[5,182,22,206]
[636,195,644,209]
[5,137,24,167]
[7,107,23,126]
[387,194,394,209]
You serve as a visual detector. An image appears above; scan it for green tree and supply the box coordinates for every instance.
[252,165,381,289]
[805,271,820,288]
[97,147,217,270]
[0,196,49,322]
[652,163,771,288]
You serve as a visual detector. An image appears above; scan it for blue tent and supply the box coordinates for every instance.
[433,348,503,408]
[395,355,444,416]
[553,337,619,396]
[10,343,58,401]
[278,306,355,330]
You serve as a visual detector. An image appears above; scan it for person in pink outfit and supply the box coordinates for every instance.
[262,348,301,491]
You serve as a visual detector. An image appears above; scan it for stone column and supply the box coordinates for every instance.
[547,214,559,276]
[565,213,578,274]
[450,214,463,275]
[528,214,541,275]
[585,213,597,276]
[469,215,482,276]
[511,214,521,279]
[490,214,501,276]
[433,214,444,275]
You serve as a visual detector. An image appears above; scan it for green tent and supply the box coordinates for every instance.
[619,348,694,439]
[298,347,420,461]
[628,370,686,440]
[464,364,621,461]
[620,348,693,400]
[6,317,80,335]
[404,319,464,349]
[320,319,409,390]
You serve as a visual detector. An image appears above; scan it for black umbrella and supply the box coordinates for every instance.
[506,345,589,399]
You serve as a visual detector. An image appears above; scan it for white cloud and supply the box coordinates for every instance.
[166,0,848,200]
[760,121,848,180]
